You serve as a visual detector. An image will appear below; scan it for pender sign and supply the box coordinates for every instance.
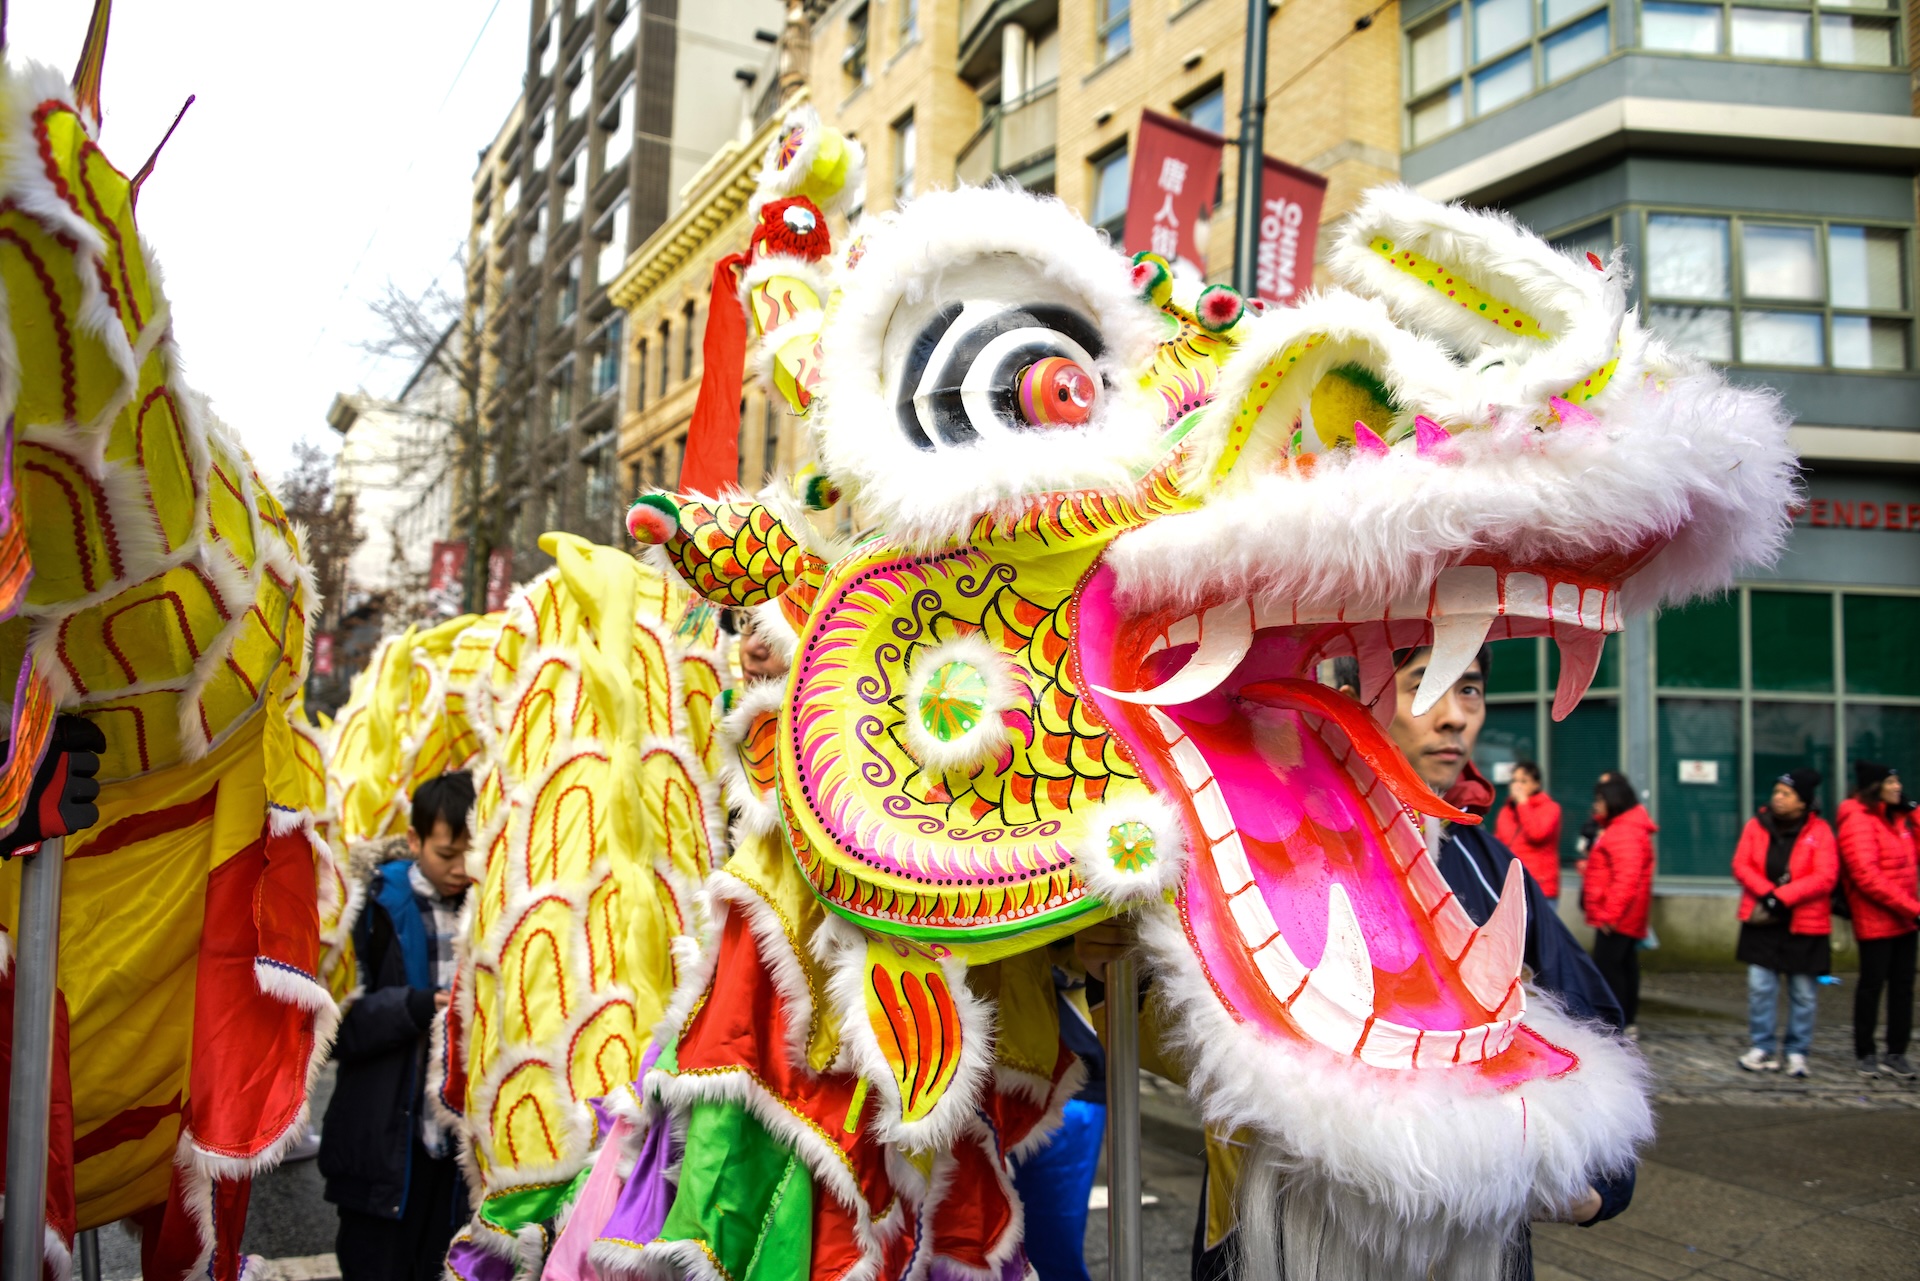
[1797,498,1920,531]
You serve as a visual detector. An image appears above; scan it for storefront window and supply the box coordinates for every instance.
[1654,585,1920,875]
[1484,634,1621,860]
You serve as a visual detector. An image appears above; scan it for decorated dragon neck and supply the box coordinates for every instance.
[621,105,1797,1278]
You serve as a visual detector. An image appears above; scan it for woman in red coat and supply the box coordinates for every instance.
[1585,774,1657,1030]
[1496,760,1563,898]
[1730,769,1837,1078]
[1837,761,1919,1081]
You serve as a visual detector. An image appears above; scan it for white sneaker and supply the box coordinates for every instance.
[1738,1047,1779,1072]
[1786,1053,1809,1078]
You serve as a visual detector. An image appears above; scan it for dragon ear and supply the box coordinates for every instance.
[627,488,827,622]
[1329,185,1631,411]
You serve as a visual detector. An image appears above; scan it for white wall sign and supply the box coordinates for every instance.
[1678,759,1720,785]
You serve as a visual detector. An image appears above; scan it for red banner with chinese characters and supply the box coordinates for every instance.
[1123,110,1225,279]
[312,633,335,678]
[429,541,467,593]
[485,546,514,612]
[1253,155,1329,306]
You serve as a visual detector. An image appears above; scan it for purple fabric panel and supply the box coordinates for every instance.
[444,1238,516,1281]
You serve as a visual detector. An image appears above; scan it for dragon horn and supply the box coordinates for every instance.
[72,0,112,128]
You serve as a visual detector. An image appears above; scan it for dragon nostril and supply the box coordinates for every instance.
[1017,356,1096,427]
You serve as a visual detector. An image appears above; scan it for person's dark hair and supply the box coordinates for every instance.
[1511,760,1541,784]
[1594,773,1638,819]
[1326,655,1360,693]
[1852,759,1894,800]
[411,771,476,840]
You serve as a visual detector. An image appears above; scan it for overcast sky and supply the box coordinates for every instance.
[8,1,532,482]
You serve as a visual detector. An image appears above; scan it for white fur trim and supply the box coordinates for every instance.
[1136,904,1653,1243]
[899,634,1018,775]
[812,186,1169,548]
[1069,793,1188,908]
[717,680,785,838]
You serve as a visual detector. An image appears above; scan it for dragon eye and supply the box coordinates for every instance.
[894,302,1105,449]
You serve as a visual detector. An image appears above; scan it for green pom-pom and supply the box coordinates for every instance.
[1194,284,1245,333]
[793,465,841,512]
[626,493,681,544]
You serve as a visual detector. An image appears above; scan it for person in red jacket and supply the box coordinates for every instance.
[1585,773,1656,1031]
[1497,760,1564,898]
[1837,760,1920,1081]
[1731,769,1837,1078]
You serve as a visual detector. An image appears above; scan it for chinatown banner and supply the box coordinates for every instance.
[1122,110,1225,279]
[1252,154,1329,306]
[428,540,469,619]
[485,545,515,611]
[313,632,336,677]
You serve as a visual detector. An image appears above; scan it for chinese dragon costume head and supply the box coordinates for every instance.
[0,18,333,1281]
[582,104,1799,1281]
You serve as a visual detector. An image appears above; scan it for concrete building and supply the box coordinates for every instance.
[460,0,784,593]
[1396,0,1920,959]
[325,332,463,620]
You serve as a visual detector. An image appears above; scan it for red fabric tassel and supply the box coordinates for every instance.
[679,253,751,495]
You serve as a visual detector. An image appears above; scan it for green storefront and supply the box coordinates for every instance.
[1477,471,1920,893]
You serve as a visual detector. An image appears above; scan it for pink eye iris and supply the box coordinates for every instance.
[1017,356,1096,428]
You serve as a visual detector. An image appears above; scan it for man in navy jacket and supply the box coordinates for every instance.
[320,773,475,1281]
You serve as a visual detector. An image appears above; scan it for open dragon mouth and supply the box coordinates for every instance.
[1078,554,1656,1073]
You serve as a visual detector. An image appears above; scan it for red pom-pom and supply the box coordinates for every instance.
[751,196,832,262]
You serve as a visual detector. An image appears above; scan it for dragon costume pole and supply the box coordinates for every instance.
[4,838,63,1281]
[1106,952,1143,1281]
[77,1230,101,1281]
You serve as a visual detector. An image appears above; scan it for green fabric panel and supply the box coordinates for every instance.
[480,1167,591,1233]
[660,1097,814,1281]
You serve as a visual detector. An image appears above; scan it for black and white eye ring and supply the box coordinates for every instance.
[894,302,1106,450]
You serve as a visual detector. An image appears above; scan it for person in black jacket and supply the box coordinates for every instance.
[320,773,475,1281]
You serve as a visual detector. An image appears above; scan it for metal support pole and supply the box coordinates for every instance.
[1105,952,1142,1281]
[1231,0,1270,297]
[5,837,65,1281]
[76,1230,100,1281]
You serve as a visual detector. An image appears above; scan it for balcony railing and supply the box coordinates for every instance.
[955,82,1058,187]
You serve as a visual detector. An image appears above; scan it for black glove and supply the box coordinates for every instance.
[1,715,105,858]
[1760,893,1785,919]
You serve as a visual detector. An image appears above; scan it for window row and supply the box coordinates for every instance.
[1552,210,1912,371]
[1407,0,1902,146]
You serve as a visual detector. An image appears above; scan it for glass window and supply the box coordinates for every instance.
[1844,594,1920,696]
[1740,309,1824,365]
[1642,1,1722,51]
[528,201,547,267]
[1648,306,1734,360]
[1101,0,1131,61]
[636,338,647,410]
[1541,0,1598,24]
[610,2,639,57]
[1657,594,1741,688]
[1817,13,1895,64]
[1553,698,1622,857]
[1544,10,1609,78]
[1730,6,1810,58]
[597,198,629,287]
[682,301,697,381]
[1473,0,1531,57]
[1658,697,1742,875]
[603,84,634,176]
[1181,86,1226,137]
[1752,700,1836,810]
[1848,705,1920,780]
[1486,636,1538,695]
[892,113,915,203]
[1743,223,1822,300]
[1473,48,1534,112]
[539,13,561,77]
[1829,226,1906,310]
[1409,7,1464,94]
[1832,316,1909,370]
[844,4,869,83]
[1479,702,1539,812]
[561,151,585,223]
[1092,148,1129,238]
[1751,590,1833,692]
[549,362,574,432]
[900,0,918,40]
[533,105,555,172]
[658,320,671,390]
[556,255,580,325]
[1409,84,1465,145]
[1648,214,1731,300]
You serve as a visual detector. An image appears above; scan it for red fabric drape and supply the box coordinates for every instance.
[678,253,751,496]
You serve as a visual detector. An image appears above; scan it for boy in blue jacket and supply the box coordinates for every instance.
[320,772,475,1281]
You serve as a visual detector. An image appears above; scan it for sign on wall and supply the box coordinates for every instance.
[1797,499,1920,532]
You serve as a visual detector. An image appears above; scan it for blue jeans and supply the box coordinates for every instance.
[1748,965,1818,1057]
[1012,1098,1106,1281]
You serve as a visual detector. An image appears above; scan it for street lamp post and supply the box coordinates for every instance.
[4,838,66,1281]
[1232,0,1270,298]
